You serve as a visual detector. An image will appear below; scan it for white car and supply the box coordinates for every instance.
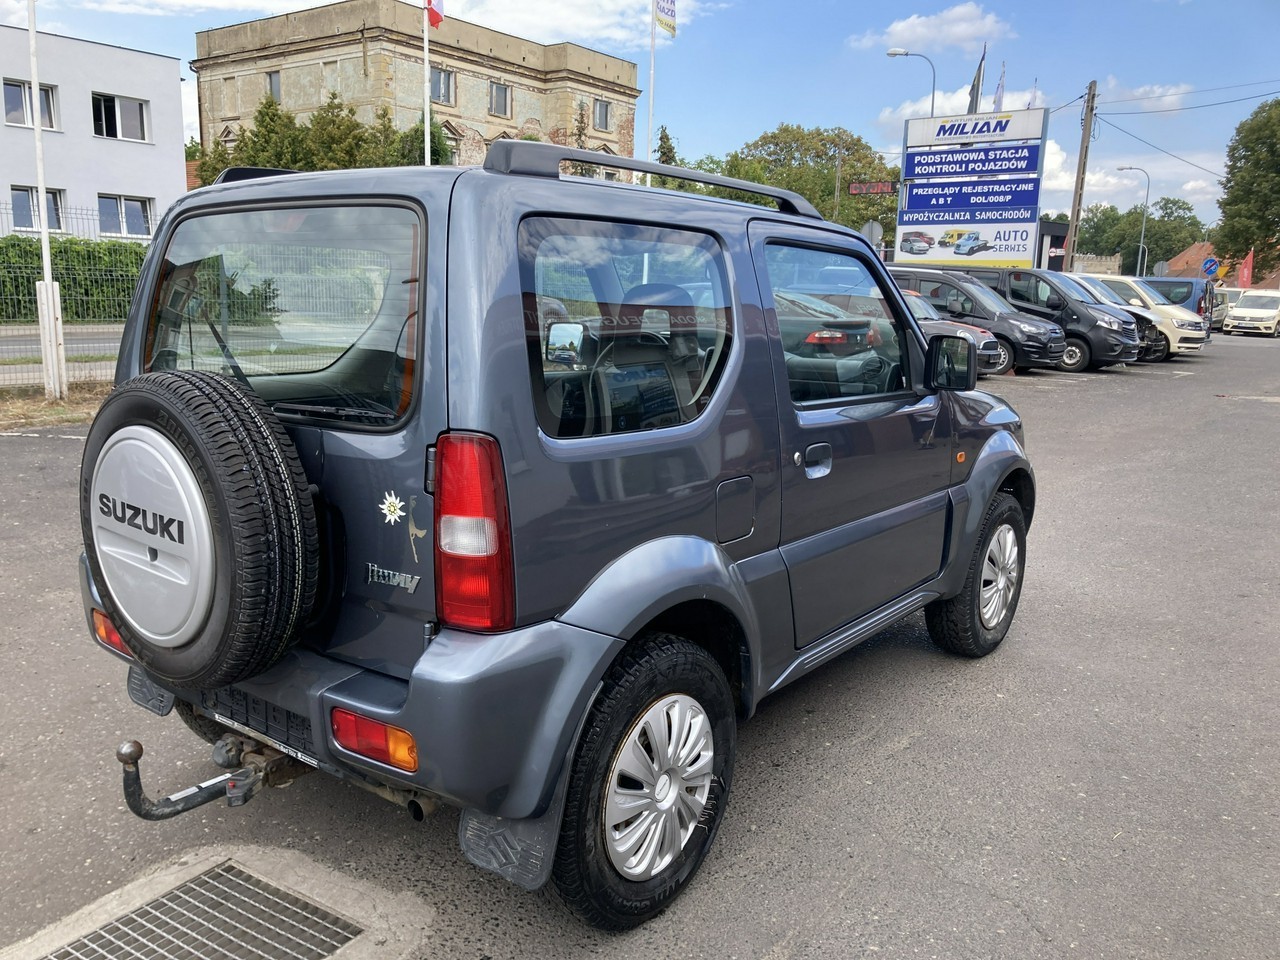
[1222,290,1280,337]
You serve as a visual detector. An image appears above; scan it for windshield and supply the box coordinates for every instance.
[1070,275,1126,305]
[903,293,942,321]
[1237,293,1280,311]
[1053,273,1101,304]
[1131,279,1171,304]
[955,278,1014,315]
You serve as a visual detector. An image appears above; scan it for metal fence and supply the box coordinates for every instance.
[1,202,147,389]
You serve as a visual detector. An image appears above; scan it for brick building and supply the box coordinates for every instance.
[191,0,639,166]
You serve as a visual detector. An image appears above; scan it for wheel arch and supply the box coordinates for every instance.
[558,536,761,719]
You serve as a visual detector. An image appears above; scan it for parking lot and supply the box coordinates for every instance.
[1,335,1276,959]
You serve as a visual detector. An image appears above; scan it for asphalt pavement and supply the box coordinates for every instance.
[0,336,1276,959]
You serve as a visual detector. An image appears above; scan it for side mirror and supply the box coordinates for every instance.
[1045,293,1065,311]
[1129,298,1143,307]
[545,321,587,364]
[926,334,977,392]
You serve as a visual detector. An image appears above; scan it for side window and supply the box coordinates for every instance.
[1008,271,1051,308]
[924,280,966,313]
[519,217,733,439]
[762,243,908,403]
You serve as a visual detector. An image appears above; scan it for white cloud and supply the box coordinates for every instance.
[1098,77,1193,113]
[73,0,709,48]
[874,86,1043,141]
[849,2,1015,56]
[1180,179,1219,202]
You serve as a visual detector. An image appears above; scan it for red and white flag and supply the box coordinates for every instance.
[427,0,443,29]
[1241,247,1255,287]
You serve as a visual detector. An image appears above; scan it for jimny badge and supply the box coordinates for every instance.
[378,492,405,525]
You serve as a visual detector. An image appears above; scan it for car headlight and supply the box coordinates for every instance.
[1094,314,1123,331]
[1173,318,1197,330]
[1015,321,1041,333]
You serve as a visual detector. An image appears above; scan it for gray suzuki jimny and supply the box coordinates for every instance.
[79,142,1035,929]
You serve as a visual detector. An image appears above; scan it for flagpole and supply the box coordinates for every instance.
[423,2,431,166]
[646,0,656,184]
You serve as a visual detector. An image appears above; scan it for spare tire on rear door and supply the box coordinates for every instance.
[80,371,319,690]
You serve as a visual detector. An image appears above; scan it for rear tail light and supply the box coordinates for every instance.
[434,432,514,631]
[92,609,132,658]
[331,708,418,772]
[805,330,847,345]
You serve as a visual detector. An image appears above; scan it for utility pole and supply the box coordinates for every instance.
[1064,80,1097,272]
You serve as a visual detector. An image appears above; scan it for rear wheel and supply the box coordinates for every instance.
[553,633,735,930]
[1058,337,1091,373]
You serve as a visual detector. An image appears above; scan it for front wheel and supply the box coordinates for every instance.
[1058,337,1091,373]
[1148,332,1171,362]
[989,337,1015,376]
[553,634,735,930]
[926,492,1027,657]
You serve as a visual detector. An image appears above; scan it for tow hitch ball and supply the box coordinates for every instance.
[116,735,311,821]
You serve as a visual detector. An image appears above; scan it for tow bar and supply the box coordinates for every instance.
[116,735,313,821]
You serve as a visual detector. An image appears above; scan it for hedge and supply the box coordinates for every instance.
[0,234,148,324]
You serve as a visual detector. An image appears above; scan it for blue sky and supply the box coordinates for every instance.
[7,0,1279,224]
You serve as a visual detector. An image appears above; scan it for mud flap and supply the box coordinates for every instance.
[458,762,569,891]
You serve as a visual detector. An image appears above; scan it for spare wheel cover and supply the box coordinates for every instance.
[89,424,216,648]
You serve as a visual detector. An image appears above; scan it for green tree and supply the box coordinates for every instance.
[359,106,402,167]
[726,124,898,232]
[232,95,311,170]
[1076,202,1123,255]
[567,101,594,177]
[306,92,366,170]
[196,137,233,187]
[1078,198,1203,274]
[398,115,451,166]
[185,137,202,161]
[1217,98,1280,277]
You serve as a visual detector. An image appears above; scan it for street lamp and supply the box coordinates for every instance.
[1118,165,1151,276]
[887,48,937,118]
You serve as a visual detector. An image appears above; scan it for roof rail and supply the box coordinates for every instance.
[211,167,298,185]
[483,140,823,221]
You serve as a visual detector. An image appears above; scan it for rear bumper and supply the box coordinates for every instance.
[80,553,624,820]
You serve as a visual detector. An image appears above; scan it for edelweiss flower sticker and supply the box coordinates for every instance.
[379,492,405,525]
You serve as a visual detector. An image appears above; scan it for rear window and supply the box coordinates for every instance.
[145,204,422,425]
[519,217,732,439]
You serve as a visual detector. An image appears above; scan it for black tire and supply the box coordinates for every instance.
[81,371,318,690]
[552,633,735,930]
[1057,336,1091,373]
[989,337,1015,376]
[1150,332,1171,362]
[175,699,230,745]
[925,492,1027,658]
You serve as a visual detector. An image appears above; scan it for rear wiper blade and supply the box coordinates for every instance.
[272,402,396,422]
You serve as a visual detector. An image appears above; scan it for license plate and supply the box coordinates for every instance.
[127,666,175,717]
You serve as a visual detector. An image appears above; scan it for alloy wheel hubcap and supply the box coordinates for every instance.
[603,693,714,881]
[979,524,1020,629]
[1063,345,1082,366]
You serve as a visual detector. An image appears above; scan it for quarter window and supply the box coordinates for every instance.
[98,194,153,237]
[4,79,55,128]
[10,186,62,231]
[92,93,147,141]
[762,244,908,403]
[430,68,454,105]
[520,217,733,439]
[489,82,510,117]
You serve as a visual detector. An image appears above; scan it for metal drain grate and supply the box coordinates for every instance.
[41,862,362,960]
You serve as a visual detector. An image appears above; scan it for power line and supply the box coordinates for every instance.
[1097,79,1280,105]
[1099,90,1280,115]
[1095,116,1225,179]
[1050,94,1083,115]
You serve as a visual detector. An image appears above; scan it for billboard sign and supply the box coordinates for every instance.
[903,177,1040,213]
[894,221,1039,268]
[903,143,1041,179]
[905,108,1048,150]
[848,181,896,195]
[898,206,1038,227]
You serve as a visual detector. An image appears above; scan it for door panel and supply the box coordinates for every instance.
[749,226,953,647]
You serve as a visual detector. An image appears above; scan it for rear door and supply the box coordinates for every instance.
[749,223,953,647]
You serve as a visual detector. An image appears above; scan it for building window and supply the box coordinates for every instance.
[443,133,459,165]
[4,79,55,129]
[430,68,453,105]
[99,194,153,237]
[266,71,281,103]
[593,98,610,132]
[10,186,63,231]
[92,93,147,141]
[489,81,510,118]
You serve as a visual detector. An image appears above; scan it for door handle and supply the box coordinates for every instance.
[803,443,832,479]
